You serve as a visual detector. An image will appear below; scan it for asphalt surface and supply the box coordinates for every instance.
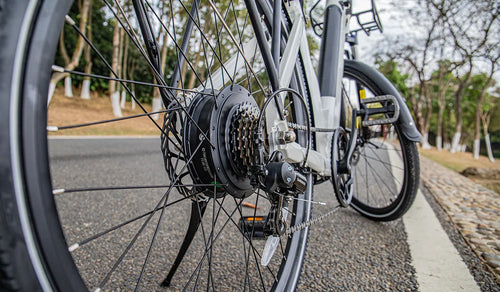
[48,137,449,291]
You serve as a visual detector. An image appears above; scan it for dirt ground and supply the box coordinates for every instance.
[48,87,160,136]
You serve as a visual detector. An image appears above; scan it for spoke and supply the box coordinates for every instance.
[67,192,197,252]
[364,152,370,204]
[134,177,179,291]
[367,141,402,152]
[183,197,239,290]
[144,0,206,90]
[103,1,215,149]
[53,183,225,195]
[66,15,168,136]
[361,154,404,171]
[245,190,261,289]
[362,146,404,186]
[89,137,207,290]
[53,67,208,95]
[48,109,175,131]
[206,0,266,94]
[364,158,394,206]
[94,191,170,290]
[229,197,269,290]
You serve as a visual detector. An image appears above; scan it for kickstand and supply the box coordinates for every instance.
[161,199,207,287]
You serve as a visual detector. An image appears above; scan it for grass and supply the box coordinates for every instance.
[419,146,500,193]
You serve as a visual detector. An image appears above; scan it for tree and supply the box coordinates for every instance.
[377,0,449,149]
[444,0,499,153]
[430,60,454,150]
[80,1,93,99]
[48,0,92,103]
[109,16,123,117]
[472,59,498,159]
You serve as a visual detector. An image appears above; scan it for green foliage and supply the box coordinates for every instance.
[375,59,409,97]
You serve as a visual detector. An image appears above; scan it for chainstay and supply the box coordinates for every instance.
[284,205,341,237]
[287,122,336,133]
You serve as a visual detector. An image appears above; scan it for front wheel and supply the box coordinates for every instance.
[342,60,420,221]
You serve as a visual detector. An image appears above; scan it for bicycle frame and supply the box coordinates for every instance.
[261,0,354,176]
[133,0,355,177]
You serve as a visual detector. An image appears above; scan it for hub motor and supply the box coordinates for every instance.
[183,85,260,199]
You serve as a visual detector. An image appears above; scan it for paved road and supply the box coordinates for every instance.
[49,137,481,291]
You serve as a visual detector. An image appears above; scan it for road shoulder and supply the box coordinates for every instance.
[404,190,480,291]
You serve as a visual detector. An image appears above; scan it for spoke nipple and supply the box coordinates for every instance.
[52,189,65,195]
[65,15,75,26]
[46,126,59,132]
[51,65,65,73]
[68,243,79,252]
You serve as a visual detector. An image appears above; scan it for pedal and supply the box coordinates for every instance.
[359,95,399,126]
[238,216,268,239]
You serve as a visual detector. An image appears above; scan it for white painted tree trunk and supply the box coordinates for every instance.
[81,79,91,99]
[64,76,73,97]
[450,132,461,153]
[421,133,431,149]
[120,91,126,108]
[111,92,123,117]
[436,136,442,151]
[389,126,395,140]
[444,142,451,151]
[131,94,136,110]
[47,82,56,105]
[152,97,162,120]
[473,139,480,159]
[485,134,495,162]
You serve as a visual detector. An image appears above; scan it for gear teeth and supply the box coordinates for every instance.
[229,103,260,174]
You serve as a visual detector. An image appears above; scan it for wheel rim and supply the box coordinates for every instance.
[18,0,311,291]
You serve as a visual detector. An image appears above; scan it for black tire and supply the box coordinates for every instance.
[342,60,420,221]
[0,1,312,291]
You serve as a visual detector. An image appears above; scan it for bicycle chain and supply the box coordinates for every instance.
[283,205,341,237]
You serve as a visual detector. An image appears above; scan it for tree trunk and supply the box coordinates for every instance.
[481,110,494,162]
[484,134,495,162]
[81,1,93,99]
[120,34,129,108]
[451,68,472,153]
[473,68,494,159]
[436,105,444,151]
[117,27,125,108]
[64,76,74,97]
[129,60,136,110]
[110,18,123,117]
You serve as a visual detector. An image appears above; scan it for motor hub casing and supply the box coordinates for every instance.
[183,85,259,198]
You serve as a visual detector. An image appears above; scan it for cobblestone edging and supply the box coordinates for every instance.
[419,155,500,282]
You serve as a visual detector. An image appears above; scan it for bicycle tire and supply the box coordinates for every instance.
[342,60,420,221]
[0,0,312,291]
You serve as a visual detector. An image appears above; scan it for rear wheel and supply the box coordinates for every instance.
[342,60,420,221]
[0,0,312,291]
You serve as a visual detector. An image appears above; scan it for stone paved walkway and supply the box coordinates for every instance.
[419,155,500,281]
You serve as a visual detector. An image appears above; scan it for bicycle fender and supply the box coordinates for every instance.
[344,60,422,142]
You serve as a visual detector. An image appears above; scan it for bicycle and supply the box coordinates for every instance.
[0,0,420,291]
